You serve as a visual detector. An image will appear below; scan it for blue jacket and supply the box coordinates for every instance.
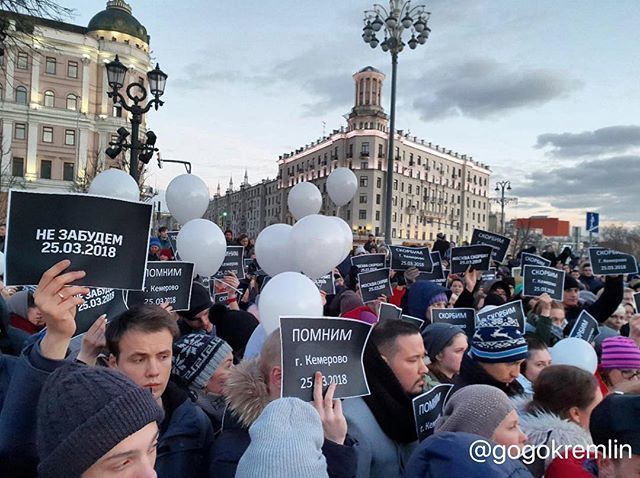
[0,353,17,413]
[404,432,533,478]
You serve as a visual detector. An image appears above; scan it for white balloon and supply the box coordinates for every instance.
[291,214,345,279]
[259,272,323,334]
[327,167,357,206]
[287,182,322,220]
[551,337,598,374]
[331,216,354,261]
[255,224,300,277]
[88,169,139,201]
[165,174,210,224]
[176,219,226,277]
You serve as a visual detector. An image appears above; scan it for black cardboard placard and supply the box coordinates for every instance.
[480,268,497,283]
[569,310,599,343]
[213,292,229,305]
[167,231,179,255]
[351,254,387,274]
[279,316,372,401]
[416,251,445,283]
[589,248,639,276]
[402,314,425,328]
[389,246,433,272]
[75,288,128,336]
[476,300,526,331]
[431,308,476,337]
[523,265,565,301]
[634,292,640,313]
[5,191,152,289]
[314,273,336,295]
[126,261,195,311]
[450,245,493,274]
[471,229,511,263]
[378,302,403,322]
[412,384,454,442]
[358,268,392,303]
[214,246,245,280]
[520,252,551,269]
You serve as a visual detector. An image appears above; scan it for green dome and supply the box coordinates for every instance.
[87,1,149,44]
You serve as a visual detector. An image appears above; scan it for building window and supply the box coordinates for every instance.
[45,57,56,75]
[346,210,351,220]
[393,179,398,190]
[360,161,368,169]
[392,228,397,238]
[113,104,123,117]
[40,160,52,179]
[66,94,78,111]
[67,61,78,78]
[393,212,397,222]
[376,194,381,205]
[378,144,384,157]
[15,86,27,105]
[359,210,367,220]
[14,123,26,140]
[376,177,382,188]
[63,162,75,181]
[42,126,53,143]
[44,90,55,107]
[65,129,76,146]
[359,194,367,204]
[375,211,380,221]
[361,142,369,155]
[359,176,368,187]
[12,157,24,177]
[16,52,28,70]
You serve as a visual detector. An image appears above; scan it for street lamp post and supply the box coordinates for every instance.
[105,55,168,183]
[492,180,517,235]
[362,1,431,245]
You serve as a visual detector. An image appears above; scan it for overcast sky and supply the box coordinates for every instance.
[65,0,640,228]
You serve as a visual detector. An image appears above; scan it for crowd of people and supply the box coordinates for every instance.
[0,227,639,478]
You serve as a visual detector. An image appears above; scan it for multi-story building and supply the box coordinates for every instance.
[208,66,492,244]
[0,1,153,207]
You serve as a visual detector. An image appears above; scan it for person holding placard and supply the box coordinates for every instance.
[421,323,467,390]
[563,274,623,334]
[211,331,357,478]
[343,320,428,478]
[525,293,567,347]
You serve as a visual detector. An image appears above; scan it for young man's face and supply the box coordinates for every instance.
[382,334,428,396]
[224,232,233,241]
[159,230,168,239]
[109,329,173,402]
[563,287,580,307]
[582,266,594,277]
[82,422,158,478]
[0,225,5,236]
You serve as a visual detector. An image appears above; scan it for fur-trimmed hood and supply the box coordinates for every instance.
[223,357,271,428]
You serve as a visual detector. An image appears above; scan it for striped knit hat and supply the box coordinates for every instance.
[600,336,640,370]
[470,326,528,363]
[172,333,233,389]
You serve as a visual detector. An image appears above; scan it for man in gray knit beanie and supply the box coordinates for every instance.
[236,397,329,478]
[37,363,164,478]
[434,384,526,447]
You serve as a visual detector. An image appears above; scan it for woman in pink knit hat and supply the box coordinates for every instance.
[597,336,640,395]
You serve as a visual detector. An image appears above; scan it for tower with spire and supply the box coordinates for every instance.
[243,168,249,186]
[227,175,234,193]
[216,181,221,197]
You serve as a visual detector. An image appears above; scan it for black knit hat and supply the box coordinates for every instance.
[590,393,640,455]
[422,323,465,361]
[178,281,213,320]
[564,274,581,291]
[37,364,163,478]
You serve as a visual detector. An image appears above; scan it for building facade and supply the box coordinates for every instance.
[0,1,152,206]
[208,66,492,244]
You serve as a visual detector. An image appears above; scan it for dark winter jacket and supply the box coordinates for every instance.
[156,380,215,478]
[0,353,17,414]
[451,353,525,397]
[210,358,357,478]
[579,275,604,294]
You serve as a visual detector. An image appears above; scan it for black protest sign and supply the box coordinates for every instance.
[402,315,425,328]
[358,268,392,303]
[589,248,639,276]
[450,245,493,274]
[75,288,128,336]
[126,261,195,311]
[351,254,386,274]
[523,265,565,301]
[213,292,229,305]
[243,258,255,274]
[389,246,433,272]
[521,252,551,269]
[471,229,511,263]
[480,269,497,283]
[378,302,403,322]
[476,300,526,331]
[279,317,372,401]
[5,191,152,289]
[412,384,454,442]
[417,252,446,283]
[314,273,336,295]
[214,246,245,280]
[432,308,476,337]
[635,292,640,313]
[569,310,599,343]
[167,231,179,255]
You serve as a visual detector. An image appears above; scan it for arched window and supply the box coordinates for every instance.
[15,86,27,105]
[66,94,78,111]
[44,90,55,107]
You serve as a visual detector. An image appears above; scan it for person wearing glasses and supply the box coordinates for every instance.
[597,336,640,395]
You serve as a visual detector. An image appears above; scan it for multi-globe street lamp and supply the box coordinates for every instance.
[362,1,431,244]
[492,180,517,234]
[105,55,168,183]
